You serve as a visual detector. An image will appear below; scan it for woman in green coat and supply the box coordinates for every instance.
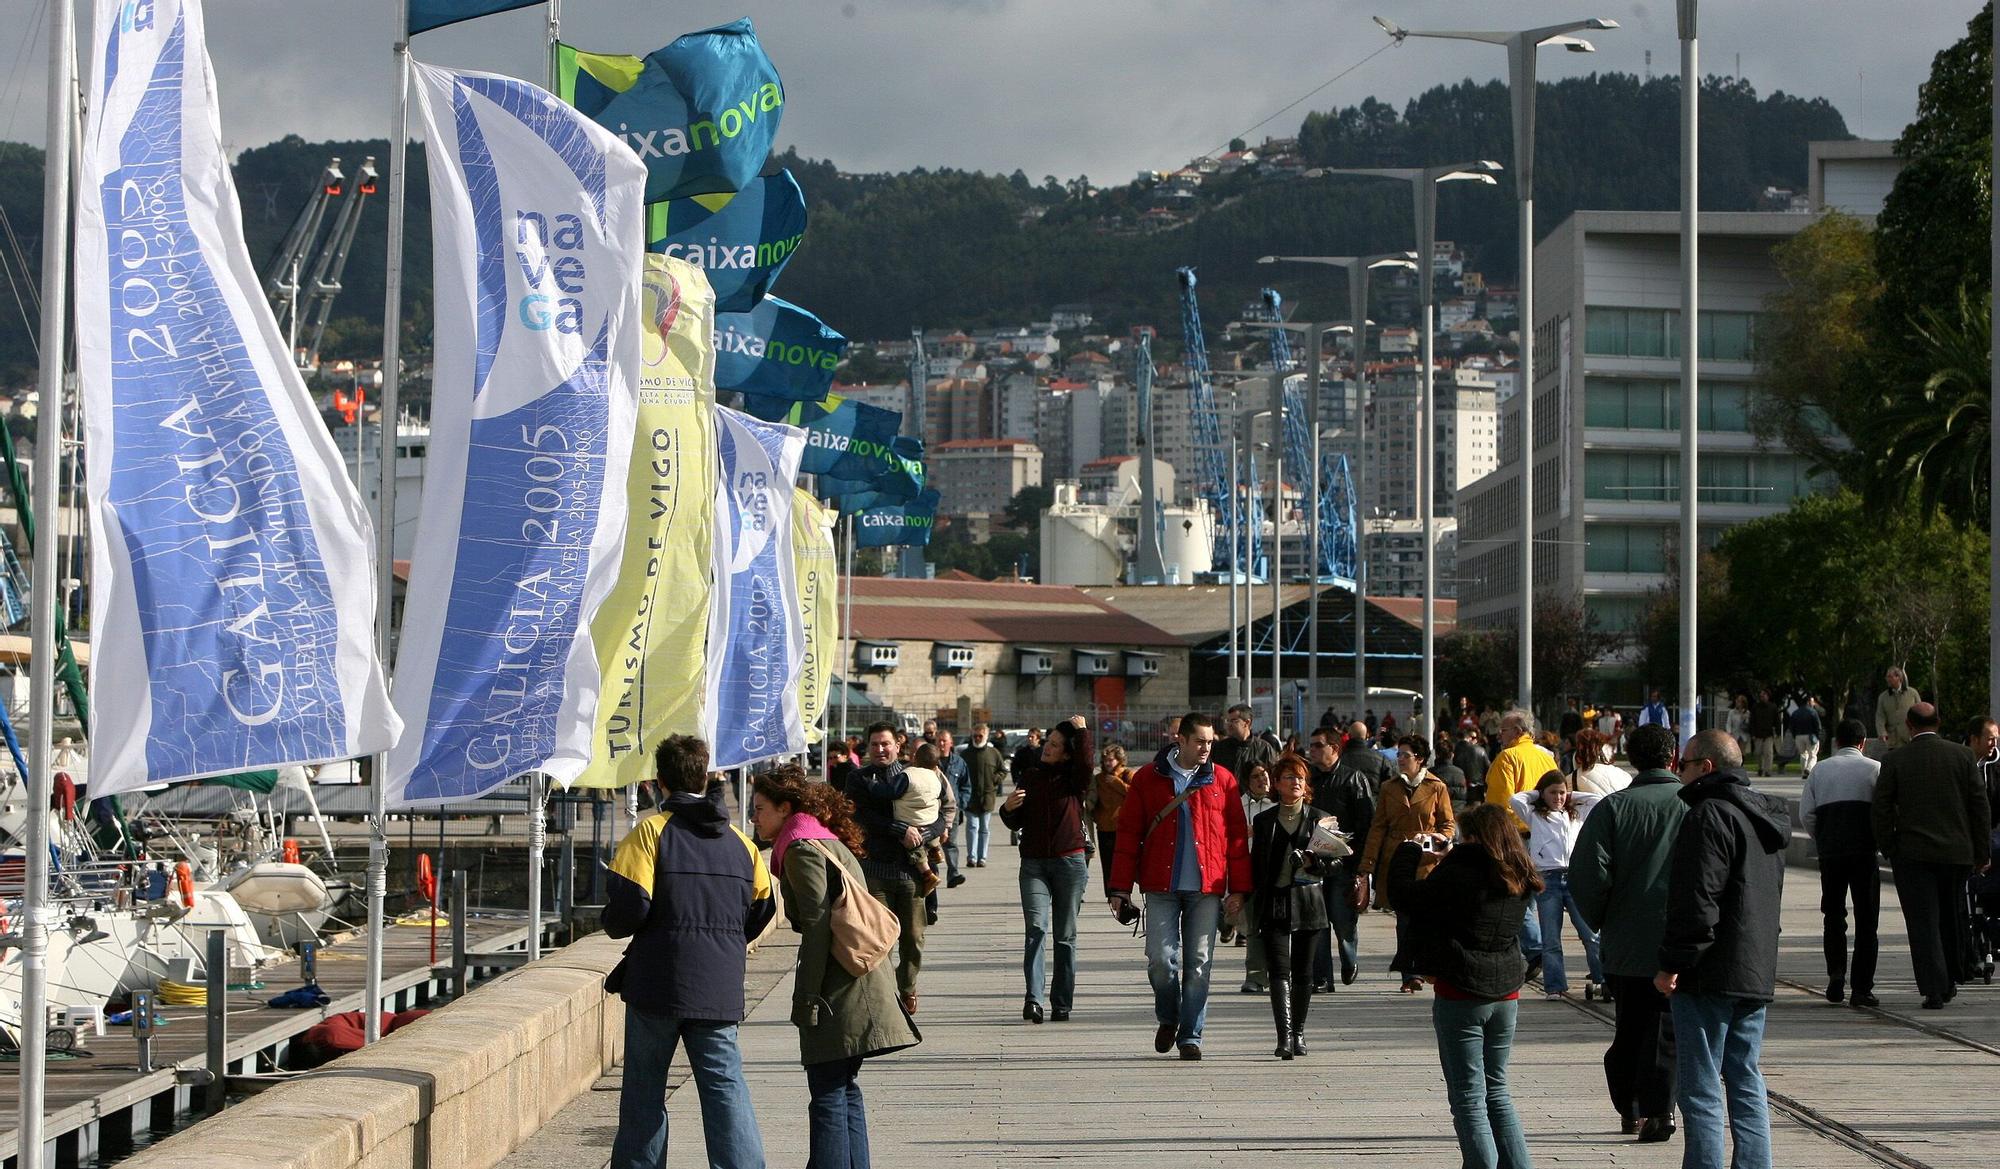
[751,765,920,1169]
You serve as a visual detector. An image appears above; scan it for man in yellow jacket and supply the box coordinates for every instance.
[1485,709,1556,830]
[1483,708,1559,980]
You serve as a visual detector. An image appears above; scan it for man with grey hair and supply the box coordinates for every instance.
[1486,708,1557,978]
[1872,701,1991,1009]
[1656,729,1790,1169]
[1875,667,1919,749]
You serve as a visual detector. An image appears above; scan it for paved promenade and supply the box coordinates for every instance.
[504,831,1996,1169]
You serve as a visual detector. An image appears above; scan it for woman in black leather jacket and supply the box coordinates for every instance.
[1248,753,1331,1059]
[1389,803,1544,1169]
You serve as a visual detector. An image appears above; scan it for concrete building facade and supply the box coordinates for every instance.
[930,439,1043,517]
[1455,210,1833,646]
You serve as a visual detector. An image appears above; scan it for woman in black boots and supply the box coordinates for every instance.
[1249,753,1332,1059]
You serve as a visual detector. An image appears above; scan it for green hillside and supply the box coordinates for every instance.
[0,72,1847,384]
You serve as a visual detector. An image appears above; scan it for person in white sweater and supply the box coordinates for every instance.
[1511,771,1605,999]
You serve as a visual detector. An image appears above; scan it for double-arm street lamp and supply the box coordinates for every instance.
[1259,252,1417,723]
[1375,13,1618,719]
[1323,162,1501,735]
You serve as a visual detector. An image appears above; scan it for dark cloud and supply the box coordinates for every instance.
[11,0,1986,174]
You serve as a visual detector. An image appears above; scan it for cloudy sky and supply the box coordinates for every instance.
[4,0,1985,177]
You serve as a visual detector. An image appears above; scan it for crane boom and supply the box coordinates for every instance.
[1178,267,1252,576]
[301,156,378,370]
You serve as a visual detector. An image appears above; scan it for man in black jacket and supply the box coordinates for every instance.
[1655,730,1789,1169]
[1871,702,1993,1009]
[604,735,776,1169]
[1306,726,1374,989]
[846,722,947,1013]
[1214,704,1279,784]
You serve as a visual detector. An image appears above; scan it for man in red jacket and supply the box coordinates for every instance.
[1109,712,1253,1060]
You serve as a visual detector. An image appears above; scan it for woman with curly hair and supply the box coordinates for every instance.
[999,716,1093,1023]
[751,766,920,1169]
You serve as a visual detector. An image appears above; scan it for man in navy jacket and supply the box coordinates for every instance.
[605,735,775,1169]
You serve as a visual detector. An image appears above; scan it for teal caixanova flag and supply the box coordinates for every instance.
[647,170,808,313]
[409,0,539,36]
[855,489,941,548]
[713,295,848,402]
[744,392,903,481]
[556,18,784,202]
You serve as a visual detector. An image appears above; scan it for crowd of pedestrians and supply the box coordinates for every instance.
[596,668,1995,1169]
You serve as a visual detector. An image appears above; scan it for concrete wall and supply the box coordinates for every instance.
[117,934,628,1169]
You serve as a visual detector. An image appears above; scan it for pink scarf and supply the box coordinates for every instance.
[771,811,840,876]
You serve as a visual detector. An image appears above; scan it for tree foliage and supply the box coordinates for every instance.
[1713,490,1989,718]
[1749,213,1879,478]
[1437,593,1622,714]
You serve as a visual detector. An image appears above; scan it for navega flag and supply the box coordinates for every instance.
[791,488,837,746]
[74,0,400,794]
[389,61,645,806]
[648,170,807,313]
[409,0,538,35]
[714,295,849,403]
[574,255,718,790]
[703,407,807,770]
[855,489,941,549]
[556,19,783,203]
[744,392,902,480]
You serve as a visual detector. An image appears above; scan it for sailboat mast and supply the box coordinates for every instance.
[21,0,78,1155]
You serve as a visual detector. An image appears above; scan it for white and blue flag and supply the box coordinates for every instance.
[74,0,400,795]
[387,61,645,806]
[703,406,806,770]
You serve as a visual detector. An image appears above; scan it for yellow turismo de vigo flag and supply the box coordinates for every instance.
[792,488,838,744]
[574,255,717,788]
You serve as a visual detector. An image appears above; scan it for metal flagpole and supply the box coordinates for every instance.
[1227,442,1239,702]
[22,0,76,1153]
[1990,0,1999,716]
[366,0,412,1044]
[1417,184,1439,738]
[526,772,545,961]
[1306,325,1321,724]
[1351,270,1370,723]
[839,515,855,751]
[1678,0,1700,745]
[1269,376,1284,744]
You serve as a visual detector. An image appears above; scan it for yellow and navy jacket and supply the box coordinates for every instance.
[604,792,775,1018]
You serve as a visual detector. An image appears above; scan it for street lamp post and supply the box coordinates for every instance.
[1376,13,1618,719]
[1324,163,1502,734]
[1260,253,1418,720]
[1677,1,1700,743]
[1236,407,1276,719]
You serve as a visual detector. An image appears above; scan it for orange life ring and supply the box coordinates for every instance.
[282,839,302,865]
[175,862,196,909]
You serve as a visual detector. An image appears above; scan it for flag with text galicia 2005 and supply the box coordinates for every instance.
[791,488,837,746]
[573,255,718,790]
[388,61,645,806]
[408,0,538,35]
[854,488,941,549]
[648,170,807,314]
[556,19,783,203]
[713,295,848,403]
[74,0,401,794]
[703,407,807,770]
[744,392,902,481]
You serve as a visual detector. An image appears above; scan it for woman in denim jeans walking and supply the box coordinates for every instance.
[1390,804,1543,1169]
[1000,717,1093,1023]
[1511,771,1604,999]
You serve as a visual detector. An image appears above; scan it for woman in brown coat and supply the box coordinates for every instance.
[1086,743,1132,892]
[1354,733,1458,993]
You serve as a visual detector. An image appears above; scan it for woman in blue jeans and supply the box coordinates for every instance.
[999,717,1093,1023]
[1510,771,1603,999]
[753,766,920,1169]
[1390,804,1543,1169]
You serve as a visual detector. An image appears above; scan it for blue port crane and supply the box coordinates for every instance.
[1253,288,1358,584]
[1178,267,1257,577]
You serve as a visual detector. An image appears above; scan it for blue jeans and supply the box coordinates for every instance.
[805,1056,869,1169]
[1020,853,1089,1012]
[1144,891,1221,1046]
[966,812,993,863]
[1314,867,1359,983]
[1432,997,1533,1169]
[1671,993,1772,1169]
[612,1008,764,1169]
[1533,868,1603,993]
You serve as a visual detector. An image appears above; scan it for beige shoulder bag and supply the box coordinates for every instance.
[801,838,901,977]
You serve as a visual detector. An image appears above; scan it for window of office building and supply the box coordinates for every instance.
[1584,378,1753,432]
[1584,451,1677,501]
[1585,309,1759,361]
[1585,523,1669,573]
[1586,595,1648,633]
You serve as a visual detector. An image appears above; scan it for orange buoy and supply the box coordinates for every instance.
[282,839,302,865]
[417,853,437,904]
[175,861,196,909]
